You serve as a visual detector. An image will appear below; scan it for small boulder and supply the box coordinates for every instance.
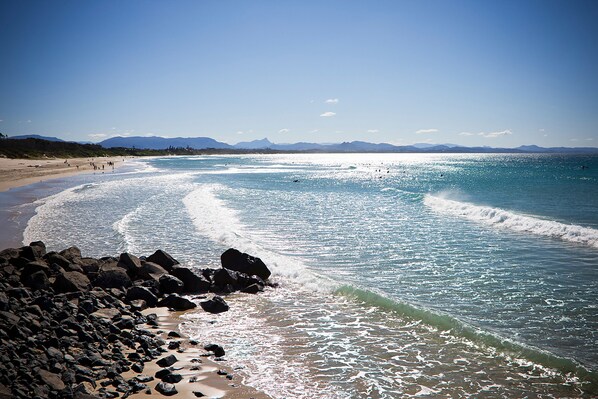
[23,270,51,291]
[203,343,225,357]
[94,268,132,289]
[125,286,158,307]
[155,382,177,396]
[59,246,82,262]
[118,253,142,278]
[159,274,184,294]
[146,250,179,272]
[138,261,168,281]
[200,296,229,314]
[213,268,238,287]
[38,369,66,391]
[170,266,210,293]
[157,294,197,311]
[220,248,271,280]
[44,252,71,269]
[156,354,178,368]
[29,241,47,258]
[54,271,91,293]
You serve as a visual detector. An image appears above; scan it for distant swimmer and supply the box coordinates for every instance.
[581,165,589,170]
[293,179,300,183]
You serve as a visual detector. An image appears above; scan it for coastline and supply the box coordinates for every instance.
[0,156,132,193]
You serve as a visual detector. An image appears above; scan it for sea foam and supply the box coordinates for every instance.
[424,194,598,248]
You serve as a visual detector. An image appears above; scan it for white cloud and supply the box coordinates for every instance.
[416,128,439,134]
[237,131,244,135]
[539,128,545,132]
[459,132,474,136]
[310,129,319,133]
[586,138,594,141]
[278,128,290,134]
[27,120,32,123]
[570,138,579,142]
[483,129,512,138]
[367,129,379,134]
[320,112,336,117]
[325,98,339,104]
[88,133,107,139]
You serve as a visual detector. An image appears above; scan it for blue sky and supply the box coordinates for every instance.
[1,0,597,147]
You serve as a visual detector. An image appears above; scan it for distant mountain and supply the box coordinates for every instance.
[9,134,64,142]
[99,136,232,150]
[234,138,274,149]
[413,142,463,149]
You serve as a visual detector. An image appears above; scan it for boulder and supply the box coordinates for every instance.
[155,382,177,396]
[146,250,179,272]
[240,283,262,294]
[19,245,38,261]
[138,261,168,281]
[29,241,47,258]
[78,258,100,274]
[20,260,50,279]
[156,354,178,368]
[117,253,142,278]
[23,270,51,291]
[59,246,82,262]
[157,294,196,311]
[199,296,229,314]
[44,252,71,269]
[159,274,184,294]
[38,369,66,391]
[203,343,225,357]
[53,271,90,292]
[213,268,238,287]
[125,286,158,307]
[94,268,132,289]
[220,248,271,280]
[170,266,210,293]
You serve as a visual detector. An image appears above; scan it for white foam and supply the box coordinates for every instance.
[424,195,598,248]
[182,184,336,292]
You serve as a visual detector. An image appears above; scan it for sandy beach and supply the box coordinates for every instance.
[0,156,130,192]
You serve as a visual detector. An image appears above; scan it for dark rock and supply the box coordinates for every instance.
[170,266,210,293]
[19,245,38,261]
[240,283,262,294]
[23,270,51,291]
[44,252,71,269]
[157,294,197,311]
[131,362,144,373]
[213,268,238,287]
[29,241,47,258]
[155,382,177,396]
[220,248,271,280]
[129,299,148,311]
[146,250,179,272]
[21,260,50,279]
[162,373,182,383]
[54,271,91,293]
[159,274,184,294]
[216,369,228,376]
[135,375,154,383]
[38,369,66,391]
[167,341,180,350]
[126,286,158,307]
[192,391,205,397]
[204,344,225,357]
[78,258,100,274]
[118,253,142,278]
[59,246,82,262]
[94,268,132,289]
[156,354,178,368]
[167,331,181,338]
[155,369,171,380]
[200,296,229,314]
[138,261,168,281]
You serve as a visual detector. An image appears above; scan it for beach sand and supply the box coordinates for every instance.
[120,307,271,399]
[0,156,130,192]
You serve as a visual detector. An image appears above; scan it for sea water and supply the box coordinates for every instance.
[14,153,598,397]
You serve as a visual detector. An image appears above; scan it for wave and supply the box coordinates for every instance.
[182,184,336,292]
[335,285,598,393]
[424,194,598,248]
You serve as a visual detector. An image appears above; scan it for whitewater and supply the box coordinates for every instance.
[14,153,598,397]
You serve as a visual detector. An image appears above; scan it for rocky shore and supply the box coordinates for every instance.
[0,242,274,399]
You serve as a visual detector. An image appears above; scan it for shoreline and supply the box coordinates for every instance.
[0,156,134,193]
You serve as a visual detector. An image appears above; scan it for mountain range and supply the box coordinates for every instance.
[7,134,598,154]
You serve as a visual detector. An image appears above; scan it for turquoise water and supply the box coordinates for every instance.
[15,154,598,397]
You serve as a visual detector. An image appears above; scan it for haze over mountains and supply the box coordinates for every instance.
[7,134,598,154]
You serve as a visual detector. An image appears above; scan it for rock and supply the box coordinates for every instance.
[59,246,82,262]
[138,261,168,281]
[200,296,229,314]
[38,369,66,391]
[44,252,71,269]
[54,271,91,293]
[155,382,177,396]
[78,258,100,274]
[146,250,179,272]
[240,283,262,294]
[23,270,51,291]
[159,274,184,294]
[162,372,183,383]
[19,245,38,261]
[21,260,50,279]
[94,268,132,289]
[125,286,158,307]
[157,294,196,311]
[203,344,225,357]
[167,331,181,338]
[170,266,210,293]
[220,248,271,280]
[118,253,142,278]
[156,354,178,368]
[29,241,47,258]
[213,268,238,287]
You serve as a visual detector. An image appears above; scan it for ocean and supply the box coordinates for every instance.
[4,153,598,398]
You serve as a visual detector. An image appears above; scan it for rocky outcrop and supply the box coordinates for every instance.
[220,248,271,280]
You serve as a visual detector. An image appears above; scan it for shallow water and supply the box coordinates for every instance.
[14,153,598,397]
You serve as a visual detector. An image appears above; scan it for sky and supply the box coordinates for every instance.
[1,0,597,147]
